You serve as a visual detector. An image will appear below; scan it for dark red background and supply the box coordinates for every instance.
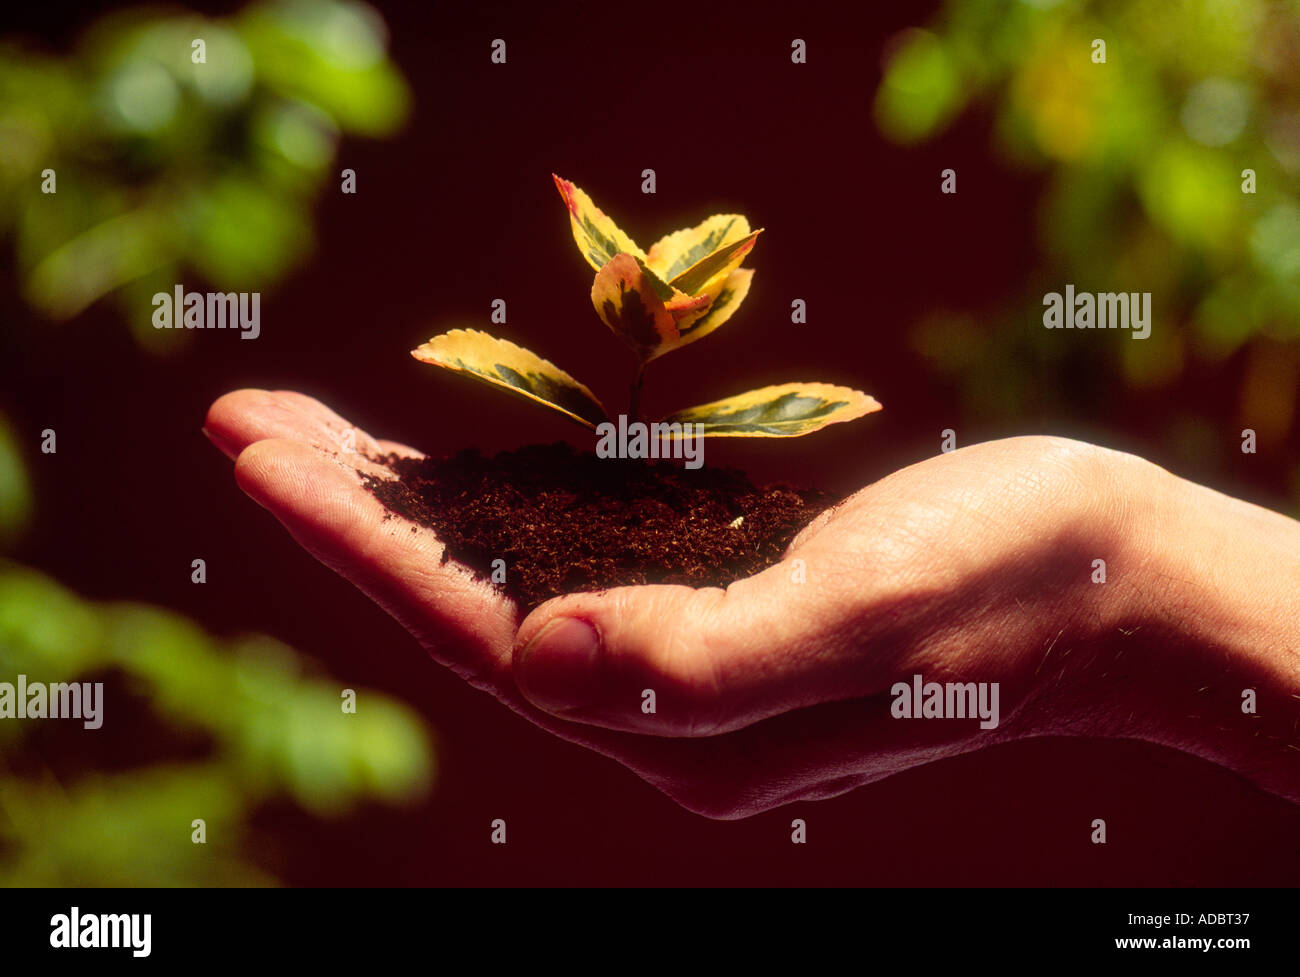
[4,0,1298,884]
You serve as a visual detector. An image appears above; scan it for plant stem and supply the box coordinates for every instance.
[629,359,646,424]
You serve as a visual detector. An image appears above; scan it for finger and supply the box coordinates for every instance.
[204,389,416,461]
[232,437,518,689]
[510,556,890,736]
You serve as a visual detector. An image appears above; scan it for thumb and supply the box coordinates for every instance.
[510,563,866,736]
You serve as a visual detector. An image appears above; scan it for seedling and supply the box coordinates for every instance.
[412,175,881,438]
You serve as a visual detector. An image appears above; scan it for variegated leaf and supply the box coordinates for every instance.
[666,268,754,351]
[646,214,751,282]
[631,255,675,302]
[663,288,712,325]
[630,258,708,322]
[411,329,608,429]
[661,382,881,437]
[668,229,761,296]
[553,173,646,271]
[591,253,679,355]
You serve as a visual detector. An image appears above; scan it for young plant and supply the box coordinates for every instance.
[412,175,881,438]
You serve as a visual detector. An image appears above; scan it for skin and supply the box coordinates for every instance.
[204,389,1300,818]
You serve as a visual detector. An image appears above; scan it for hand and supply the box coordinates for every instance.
[205,390,1300,817]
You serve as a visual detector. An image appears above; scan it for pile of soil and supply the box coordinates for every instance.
[361,442,835,609]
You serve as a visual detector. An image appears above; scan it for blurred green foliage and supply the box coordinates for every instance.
[0,0,409,347]
[0,556,436,886]
[0,415,32,549]
[0,0,430,886]
[876,0,1300,461]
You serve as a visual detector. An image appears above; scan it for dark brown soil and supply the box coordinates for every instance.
[361,442,835,609]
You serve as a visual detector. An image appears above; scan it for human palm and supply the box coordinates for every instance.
[205,389,1299,816]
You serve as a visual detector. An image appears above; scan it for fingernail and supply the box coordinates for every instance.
[516,617,603,713]
[202,426,238,459]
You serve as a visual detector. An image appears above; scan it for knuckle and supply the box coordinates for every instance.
[631,592,727,736]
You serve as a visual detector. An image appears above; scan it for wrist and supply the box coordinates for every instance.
[1088,451,1300,800]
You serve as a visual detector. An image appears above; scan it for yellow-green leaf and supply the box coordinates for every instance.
[553,173,645,271]
[631,255,675,302]
[668,229,761,296]
[591,253,679,355]
[646,214,751,282]
[663,288,712,325]
[411,329,608,429]
[662,382,881,437]
[668,268,754,350]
